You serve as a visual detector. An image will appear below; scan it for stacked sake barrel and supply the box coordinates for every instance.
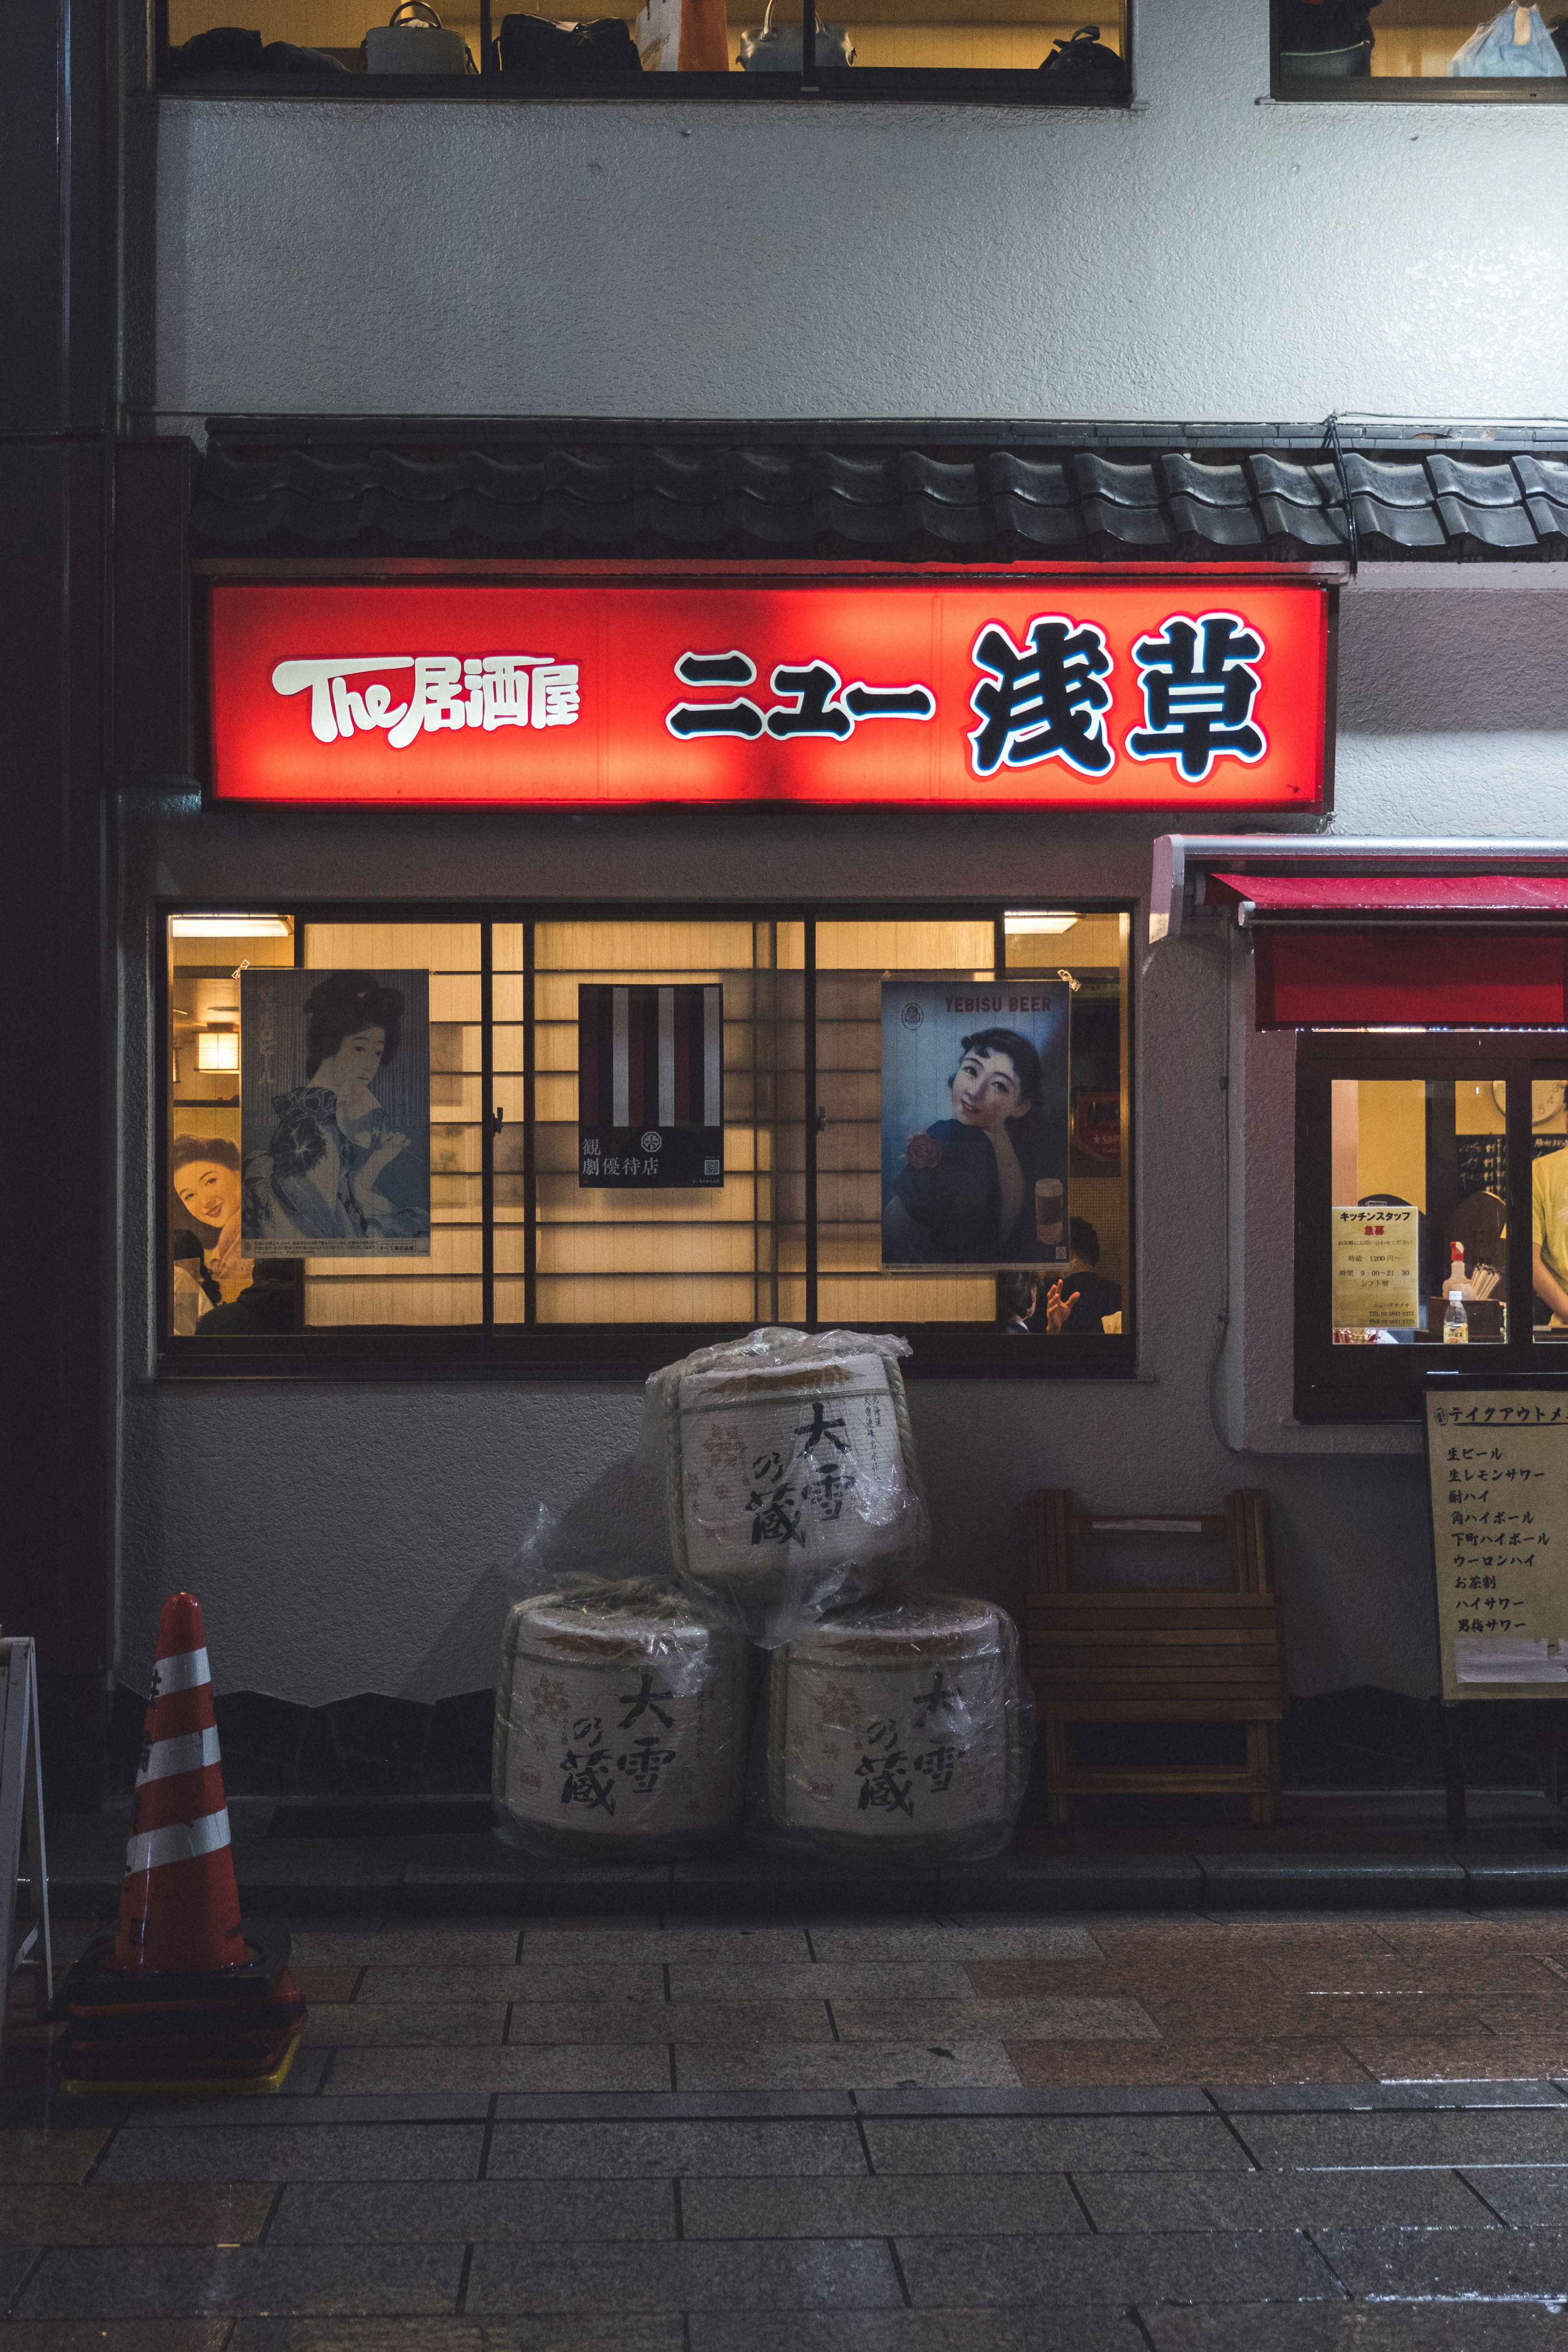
[492,1579,748,1860]
[764,1594,1028,1866]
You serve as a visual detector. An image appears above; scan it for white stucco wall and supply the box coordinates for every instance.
[148,0,1568,423]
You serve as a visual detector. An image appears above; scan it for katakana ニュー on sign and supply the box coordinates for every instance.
[209,580,1330,808]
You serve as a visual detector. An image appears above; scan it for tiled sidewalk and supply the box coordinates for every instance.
[11,1911,1568,2345]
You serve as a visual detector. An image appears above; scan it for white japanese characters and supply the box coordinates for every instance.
[271,655,580,748]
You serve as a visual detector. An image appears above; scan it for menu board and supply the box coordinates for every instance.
[1426,1390,1568,1701]
[1333,1205,1419,1332]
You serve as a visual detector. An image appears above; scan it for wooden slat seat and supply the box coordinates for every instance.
[1027,1488,1286,1824]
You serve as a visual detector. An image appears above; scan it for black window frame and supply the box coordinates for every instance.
[1271,0,1568,102]
[155,893,1138,1383]
[151,0,1132,103]
[1294,1030,1567,1423]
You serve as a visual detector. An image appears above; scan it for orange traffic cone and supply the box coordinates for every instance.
[55,1592,307,2095]
[116,1590,245,1973]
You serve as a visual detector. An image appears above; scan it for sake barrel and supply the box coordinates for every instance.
[765,1594,1026,1866]
[492,1579,747,1860]
[665,1347,922,1607]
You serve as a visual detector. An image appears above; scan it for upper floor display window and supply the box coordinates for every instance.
[157,0,1129,98]
[162,900,1135,1377]
[1275,0,1568,95]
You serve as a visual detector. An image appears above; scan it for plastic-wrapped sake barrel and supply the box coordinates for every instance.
[765,1594,1028,1866]
[662,1336,924,1609]
[492,1579,748,1861]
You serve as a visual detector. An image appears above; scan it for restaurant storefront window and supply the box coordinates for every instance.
[165,900,1134,1375]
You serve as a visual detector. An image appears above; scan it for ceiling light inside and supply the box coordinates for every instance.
[170,914,290,938]
[1004,913,1078,935]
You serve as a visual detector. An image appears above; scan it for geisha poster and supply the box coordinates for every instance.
[240,969,431,1257]
[881,980,1071,1270]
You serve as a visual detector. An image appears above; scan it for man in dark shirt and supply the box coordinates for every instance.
[1045,1218,1122,1335]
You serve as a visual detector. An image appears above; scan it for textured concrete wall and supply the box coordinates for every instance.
[148,0,1568,424]
[117,576,1568,1708]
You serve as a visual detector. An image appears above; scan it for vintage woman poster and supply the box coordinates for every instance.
[240,969,431,1256]
[881,980,1070,1269]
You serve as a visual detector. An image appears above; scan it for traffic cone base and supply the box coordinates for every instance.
[54,1593,307,2094]
[59,2029,305,2100]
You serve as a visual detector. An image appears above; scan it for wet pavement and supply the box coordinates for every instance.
[11,1909,1568,2344]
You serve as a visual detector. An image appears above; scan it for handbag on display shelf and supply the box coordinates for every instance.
[365,1,476,73]
[1450,4,1566,71]
[498,13,644,77]
[633,0,731,70]
[1039,22,1124,74]
[737,0,854,70]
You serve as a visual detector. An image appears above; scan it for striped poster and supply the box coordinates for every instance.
[578,983,724,1189]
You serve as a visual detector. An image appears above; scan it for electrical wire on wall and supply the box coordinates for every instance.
[1208,915,1242,1455]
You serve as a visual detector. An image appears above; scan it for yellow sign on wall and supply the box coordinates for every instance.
[1332,1205,1419,1332]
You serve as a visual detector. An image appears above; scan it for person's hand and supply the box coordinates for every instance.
[1045,1280,1080,1334]
[363,1132,408,1182]
[209,1209,246,1280]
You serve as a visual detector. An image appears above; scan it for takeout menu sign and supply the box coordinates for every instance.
[207,580,1330,809]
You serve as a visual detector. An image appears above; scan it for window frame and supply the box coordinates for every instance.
[1294,1029,1557,1423]
[150,0,1133,103]
[1270,0,1568,102]
[155,894,1138,1383]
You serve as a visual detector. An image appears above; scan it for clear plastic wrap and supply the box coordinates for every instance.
[492,1577,750,1862]
[759,1590,1033,1867]
[651,1326,929,1643]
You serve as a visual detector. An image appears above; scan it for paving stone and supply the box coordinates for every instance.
[325,2047,674,2095]
[832,1999,1156,2043]
[1342,2033,1568,2082]
[289,1932,523,1968]
[303,2005,508,2047]
[895,2228,1344,2306]
[1318,2223,1568,2297]
[15,2244,466,2318]
[854,2087,1212,2116]
[521,1929,813,1965]
[0,2130,109,2183]
[0,2183,276,2244]
[1232,2107,1568,2170]
[1075,2164,1497,2232]
[675,2042,1021,2093]
[681,2172,1086,2238]
[360,1965,667,2005]
[292,1970,364,2005]
[94,2124,486,2183]
[669,1964,974,2003]
[1463,2163,1568,2224]
[865,2116,1251,2174]
[1142,2311,1568,2348]
[493,2092,858,2122]
[1212,2081,1568,2111]
[120,2094,494,2128]
[228,2323,685,2352]
[488,2119,868,2177]
[0,2246,43,2298]
[808,1927,1100,1964]
[1010,2038,1369,2089]
[688,2316,1147,2352]
[465,2238,902,2311]
[0,2326,232,2352]
[269,2178,675,2242]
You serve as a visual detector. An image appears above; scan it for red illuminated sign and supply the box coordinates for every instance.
[207,581,1330,810]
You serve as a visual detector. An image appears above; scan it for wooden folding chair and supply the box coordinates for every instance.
[1027,1490,1287,1825]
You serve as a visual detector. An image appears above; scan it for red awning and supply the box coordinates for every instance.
[1209,872,1568,917]
[1254,930,1568,1029]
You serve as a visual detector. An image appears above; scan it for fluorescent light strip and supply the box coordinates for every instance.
[169,915,290,938]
